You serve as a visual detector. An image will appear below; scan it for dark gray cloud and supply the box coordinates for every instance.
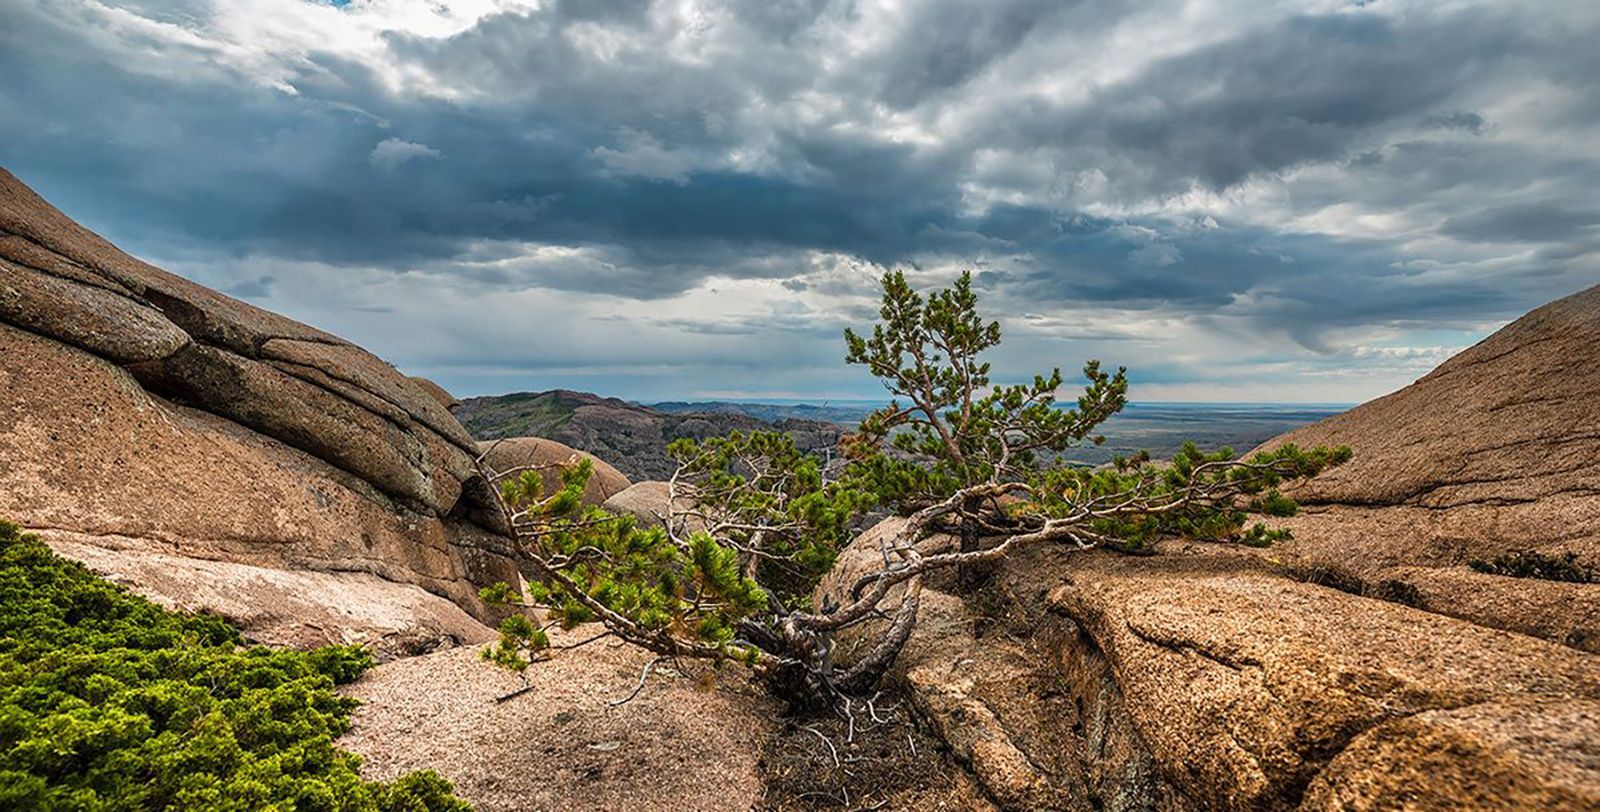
[0,0,1595,400]
[1440,204,1600,244]
[1423,111,1487,135]
[987,10,1534,197]
[866,0,1072,109]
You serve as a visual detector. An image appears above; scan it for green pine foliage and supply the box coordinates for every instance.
[0,521,470,812]
[841,270,1347,551]
[1030,441,1351,550]
[666,431,875,605]
[481,449,781,671]
[482,430,877,673]
[844,270,1131,502]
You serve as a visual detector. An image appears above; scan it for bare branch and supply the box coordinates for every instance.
[609,656,665,707]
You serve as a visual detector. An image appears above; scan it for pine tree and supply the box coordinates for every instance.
[480,271,1350,708]
[844,270,1128,587]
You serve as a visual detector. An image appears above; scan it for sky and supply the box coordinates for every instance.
[1,0,1596,403]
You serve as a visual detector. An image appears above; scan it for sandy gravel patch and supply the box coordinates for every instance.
[339,627,781,811]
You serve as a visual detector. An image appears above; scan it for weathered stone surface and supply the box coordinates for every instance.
[409,376,461,410]
[825,518,1600,811]
[139,342,457,512]
[0,322,517,617]
[601,480,671,526]
[1267,284,1599,512]
[0,169,338,352]
[821,522,1174,811]
[51,535,496,661]
[1391,565,1600,652]
[0,166,517,623]
[599,480,706,535]
[0,256,189,362]
[0,166,493,518]
[1046,552,1599,812]
[1256,284,1600,650]
[0,234,136,295]
[260,338,476,452]
[1301,697,1600,811]
[340,630,778,812]
[479,437,632,507]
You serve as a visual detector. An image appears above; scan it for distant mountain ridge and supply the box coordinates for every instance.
[646,399,876,426]
[453,390,845,481]
[457,390,1347,476]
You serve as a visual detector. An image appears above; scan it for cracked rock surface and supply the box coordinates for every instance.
[0,165,518,641]
[825,521,1600,811]
[1260,283,1600,651]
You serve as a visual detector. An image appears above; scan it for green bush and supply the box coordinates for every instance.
[0,520,470,811]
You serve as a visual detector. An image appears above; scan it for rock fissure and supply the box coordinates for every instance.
[0,236,143,299]
[1120,619,1264,673]
[265,354,480,458]
[1421,331,1562,380]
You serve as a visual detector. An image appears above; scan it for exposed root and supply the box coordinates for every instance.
[757,691,982,811]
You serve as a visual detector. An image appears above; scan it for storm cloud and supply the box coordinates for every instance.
[0,0,1595,402]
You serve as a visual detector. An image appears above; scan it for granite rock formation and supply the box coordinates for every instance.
[0,166,516,644]
[478,437,632,507]
[1258,284,1600,651]
[821,284,1600,811]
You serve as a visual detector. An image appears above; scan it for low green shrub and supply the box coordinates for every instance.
[0,520,470,811]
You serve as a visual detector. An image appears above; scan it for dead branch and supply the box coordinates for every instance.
[608,656,665,707]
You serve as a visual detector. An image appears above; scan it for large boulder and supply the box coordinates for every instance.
[601,481,675,526]
[0,166,517,638]
[478,437,632,506]
[410,376,461,410]
[1259,283,1600,651]
[824,520,1600,811]
[599,480,706,537]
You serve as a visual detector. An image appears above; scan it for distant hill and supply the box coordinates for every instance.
[647,399,1347,463]
[647,400,877,426]
[455,390,1347,478]
[453,390,845,481]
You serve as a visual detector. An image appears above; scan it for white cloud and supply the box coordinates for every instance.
[591,128,696,183]
[369,137,441,168]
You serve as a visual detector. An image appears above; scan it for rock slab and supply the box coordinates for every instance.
[1259,284,1600,651]
[0,165,517,632]
[340,630,778,812]
[825,521,1600,811]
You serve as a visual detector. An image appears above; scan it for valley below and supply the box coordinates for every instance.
[458,391,1347,480]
